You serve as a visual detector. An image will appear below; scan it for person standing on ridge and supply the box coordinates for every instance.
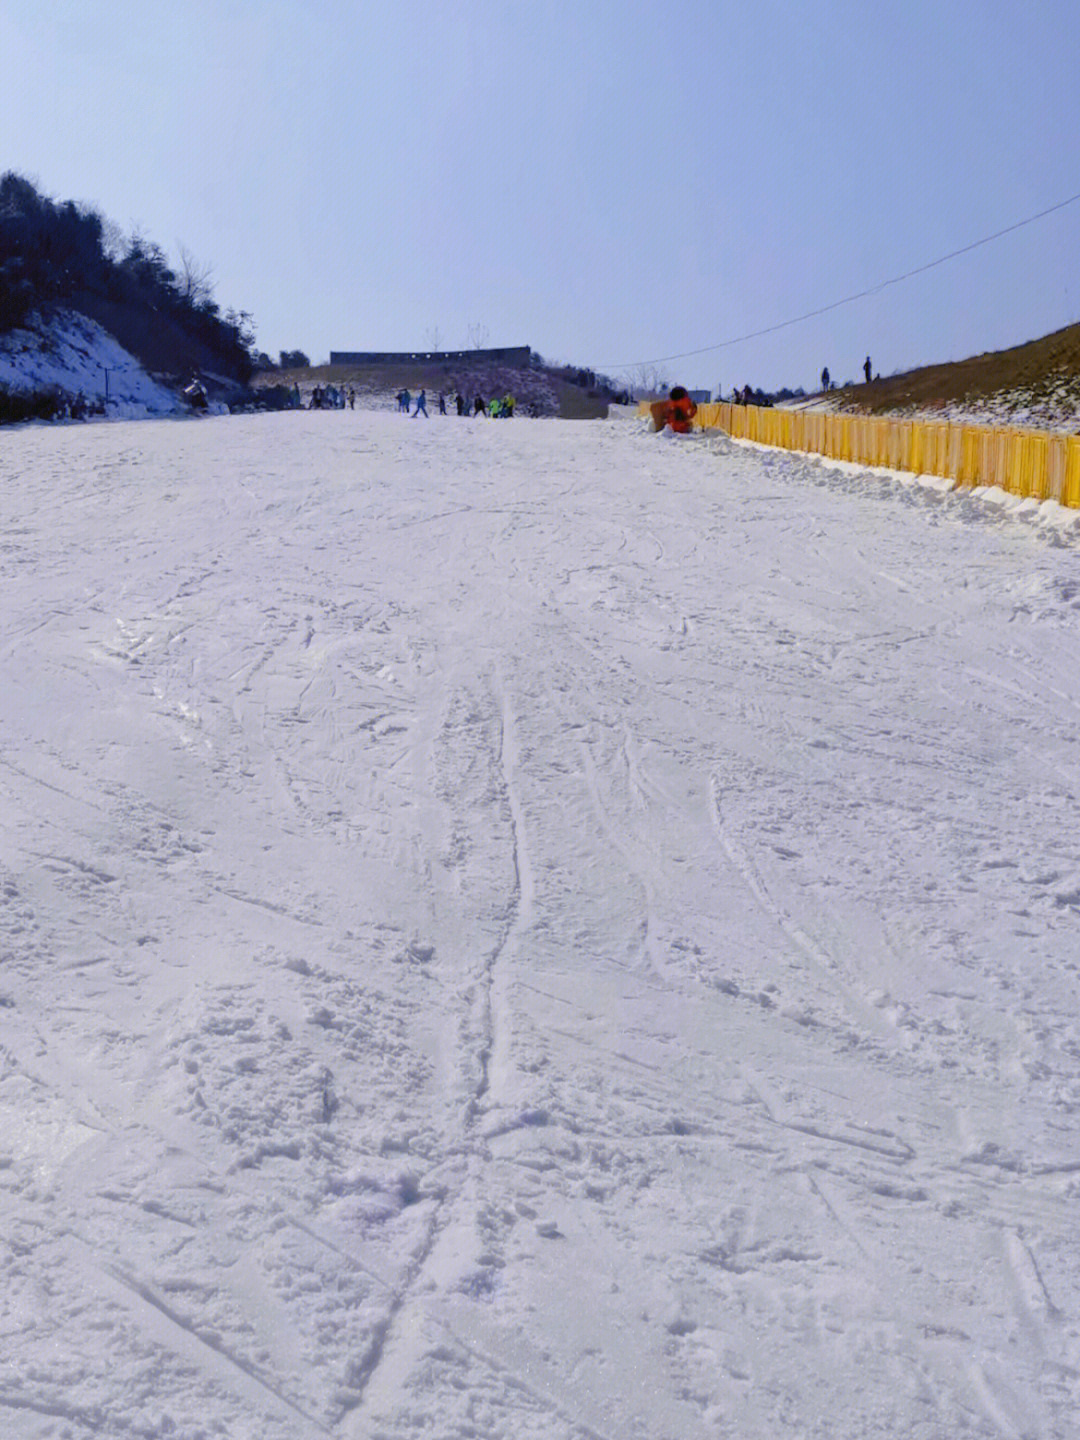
[821,366,830,391]
[864,356,872,384]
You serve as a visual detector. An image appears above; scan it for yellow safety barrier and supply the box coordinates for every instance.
[639,400,1080,509]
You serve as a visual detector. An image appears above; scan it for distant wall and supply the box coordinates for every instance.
[640,401,1080,509]
[329,346,534,368]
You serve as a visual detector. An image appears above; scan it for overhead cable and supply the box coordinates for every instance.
[601,189,1080,372]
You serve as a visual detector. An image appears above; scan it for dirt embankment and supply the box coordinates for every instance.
[825,321,1080,429]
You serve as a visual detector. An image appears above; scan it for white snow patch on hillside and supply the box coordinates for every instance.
[935,384,1080,431]
[0,308,183,417]
[785,386,1080,433]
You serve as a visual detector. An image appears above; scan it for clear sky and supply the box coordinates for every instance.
[3,0,1079,394]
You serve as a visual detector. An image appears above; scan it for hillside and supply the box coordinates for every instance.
[819,321,1080,431]
[0,308,184,418]
[0,172,257,416]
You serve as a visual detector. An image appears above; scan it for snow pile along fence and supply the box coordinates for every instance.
[644,401,1080,508]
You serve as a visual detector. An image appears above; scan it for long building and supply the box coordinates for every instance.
[329,345,534,368]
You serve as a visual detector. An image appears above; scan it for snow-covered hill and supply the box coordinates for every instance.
[0,308,184,418]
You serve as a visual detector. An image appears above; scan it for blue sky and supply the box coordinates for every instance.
[3,0,1079,393]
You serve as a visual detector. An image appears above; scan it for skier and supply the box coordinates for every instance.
[413,389,428,417]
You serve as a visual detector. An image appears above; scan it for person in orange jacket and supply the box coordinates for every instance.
[664,385,697,433]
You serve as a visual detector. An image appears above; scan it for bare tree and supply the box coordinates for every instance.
[467,322,490,351]
[224,307,257,355]
[424,325,443,354]
[98,218,125,262]
[176,243,215,308]
[623,362,669,399]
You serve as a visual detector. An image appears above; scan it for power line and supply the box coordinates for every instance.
[602,189,1080,374]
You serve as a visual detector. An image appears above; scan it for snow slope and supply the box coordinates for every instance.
[0,309,183,417]
[3,410,1080,1440]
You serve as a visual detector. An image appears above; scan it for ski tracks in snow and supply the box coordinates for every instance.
[3,414,1080,1437]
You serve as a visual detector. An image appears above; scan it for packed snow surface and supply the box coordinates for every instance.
[3,409,1080,1440]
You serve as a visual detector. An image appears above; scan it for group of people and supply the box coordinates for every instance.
[310,384,355,409]
[396,388,517,418]
[298,384,522,416]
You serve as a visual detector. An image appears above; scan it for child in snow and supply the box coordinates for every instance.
[662,386,696,433]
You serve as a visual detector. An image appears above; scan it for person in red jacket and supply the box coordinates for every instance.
[665,385,697,433]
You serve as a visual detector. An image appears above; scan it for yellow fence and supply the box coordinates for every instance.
[641,401,1080,509]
